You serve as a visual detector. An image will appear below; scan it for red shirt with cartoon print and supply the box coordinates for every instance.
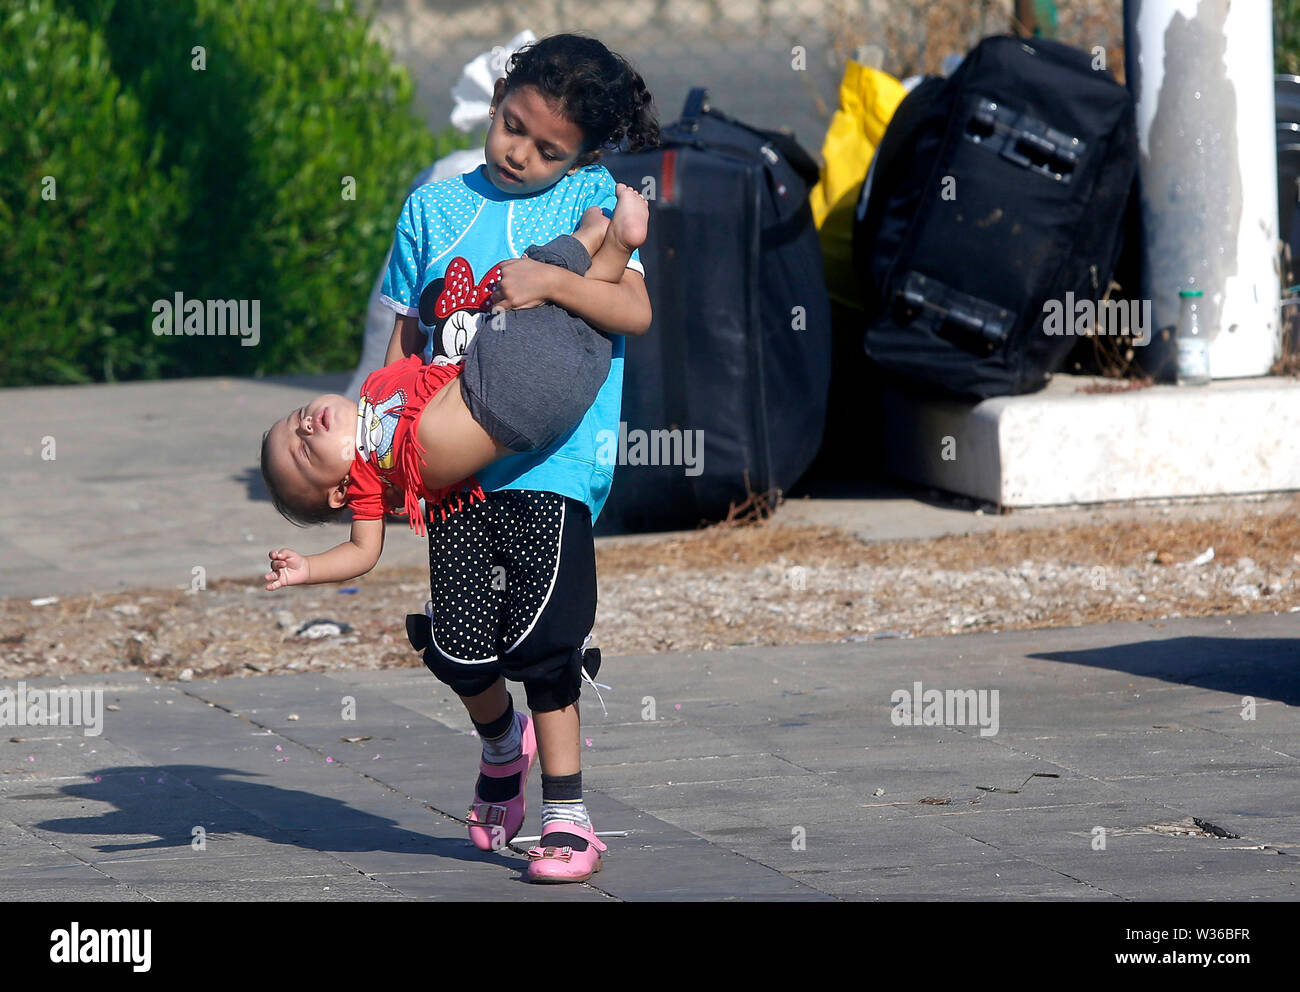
[348,355,482,537]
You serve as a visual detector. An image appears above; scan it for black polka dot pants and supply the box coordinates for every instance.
[421,490,597,713]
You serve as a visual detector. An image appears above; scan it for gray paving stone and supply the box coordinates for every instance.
[0,819,87,870]
[582,751,803,790]
[765,736,1070,785]
[1044,848,1300,901]
[2,610,1296,899]
[81,847,375,885]
[1106,765,1300,809]
[570,718,753,763]
[693,817,1002,876]
[369,869,612,901]
[1192,815,1300,850]
[1,736,148,785]
[9,797,269,861]
[814,849,1117,899]
[585,838,829,901]
[134,873,415,901]
[1101,770,1300,845]
[713,718,940,754]
[909,802,1228,858]
[993,728,1296,780]
[806,861,1118,900]
[0,873,152,902]
[279,825,506,877]
[605,772,852,817]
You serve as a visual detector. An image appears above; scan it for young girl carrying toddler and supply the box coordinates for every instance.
[262,33,658,883]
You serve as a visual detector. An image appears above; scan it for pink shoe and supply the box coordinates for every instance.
[466,711,536,851]
[525,819,607,883]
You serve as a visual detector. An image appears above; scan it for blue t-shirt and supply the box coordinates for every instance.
[380,163,643,521]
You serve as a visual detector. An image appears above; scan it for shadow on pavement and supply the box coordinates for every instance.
[236,465,270,505]
[30,764,500,868]
[1030,636,1300,707]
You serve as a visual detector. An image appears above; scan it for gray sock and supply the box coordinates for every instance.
[540,771,591,849]
[542,799,591,831]
[479,711,522,765]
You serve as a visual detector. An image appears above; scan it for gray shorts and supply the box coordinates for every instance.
[460,235,613,453]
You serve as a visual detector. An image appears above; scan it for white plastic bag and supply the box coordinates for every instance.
[450,30,536,132]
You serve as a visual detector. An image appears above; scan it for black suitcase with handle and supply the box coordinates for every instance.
[598,88,832,533]
[853,35,1138,401]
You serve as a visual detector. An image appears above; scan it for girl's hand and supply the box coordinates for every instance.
[265,549,310,591]
[489,257,555,312]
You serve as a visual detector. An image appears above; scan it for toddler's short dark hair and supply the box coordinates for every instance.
[260,429,345,527]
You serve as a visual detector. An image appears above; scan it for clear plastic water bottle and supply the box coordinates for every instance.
[1175,289,1209,386]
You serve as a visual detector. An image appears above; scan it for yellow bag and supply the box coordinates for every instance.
[810,61,907,310]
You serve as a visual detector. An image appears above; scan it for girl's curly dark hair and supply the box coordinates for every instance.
[503,33,660,167]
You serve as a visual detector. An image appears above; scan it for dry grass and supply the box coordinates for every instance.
[598,502,1300,575]
[5,496,1300,682]
[827,0,1123,83]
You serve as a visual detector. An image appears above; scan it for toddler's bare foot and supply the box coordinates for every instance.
[572,206,611,260]
[607,183,648,253]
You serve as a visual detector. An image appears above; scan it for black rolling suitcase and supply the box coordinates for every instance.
[853,35,1138,401]
[1276,77,1300,267]
[598,88,832,533]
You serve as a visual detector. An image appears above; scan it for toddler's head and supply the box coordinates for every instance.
[260,393,358,526]
[483,33,660,195]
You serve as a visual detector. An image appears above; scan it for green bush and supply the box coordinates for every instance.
[0,0,185,384]
[1280,0,1300,75]
[3,0,473,385]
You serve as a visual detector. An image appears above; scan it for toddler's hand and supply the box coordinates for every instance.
[489,257,553,312]
[265,549,310,590]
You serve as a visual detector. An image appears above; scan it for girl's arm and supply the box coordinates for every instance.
[493,261,651,337]
[550,267,651,337]
[265,517,385,590]
[386,314,425,365]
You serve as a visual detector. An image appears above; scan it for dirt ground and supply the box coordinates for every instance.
[4,496,1300,684]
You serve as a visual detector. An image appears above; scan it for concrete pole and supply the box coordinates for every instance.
[1124,0,1280,378]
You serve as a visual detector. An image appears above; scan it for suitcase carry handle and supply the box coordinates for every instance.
[894,272,1010,353]
[671,86,821,189]
[964,98,1085,182]
[680,87,709,132]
